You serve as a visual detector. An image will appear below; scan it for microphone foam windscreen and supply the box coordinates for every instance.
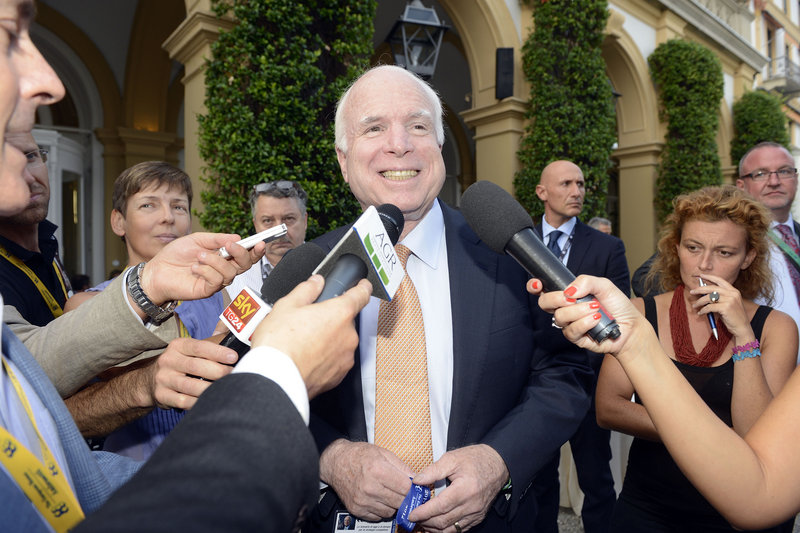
[460,180,535,253]
[377,203,404,245]
[260,242,327,304]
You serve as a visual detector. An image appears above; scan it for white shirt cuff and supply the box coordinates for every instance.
[232,346,310,425]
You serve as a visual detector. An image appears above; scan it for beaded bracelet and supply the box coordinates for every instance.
[732,340,761,362]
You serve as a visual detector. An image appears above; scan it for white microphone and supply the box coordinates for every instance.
[313,204,405,302]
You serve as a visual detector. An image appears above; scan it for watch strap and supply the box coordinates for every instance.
[127,262,177,324]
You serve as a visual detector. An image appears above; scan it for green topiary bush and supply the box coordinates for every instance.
[198,0,376,238]
[514,0,617,221]
[730,90,789,166]
[649,39,723,221]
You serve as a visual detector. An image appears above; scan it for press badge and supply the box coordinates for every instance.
[330,483,430,533]
[333,512,394,532]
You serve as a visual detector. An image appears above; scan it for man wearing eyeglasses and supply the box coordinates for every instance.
[0,131,71,326]
[737,141,800,366]
[226,180,308,300]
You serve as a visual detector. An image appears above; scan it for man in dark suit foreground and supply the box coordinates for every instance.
[532,160,630,533]
[309,65,593,533]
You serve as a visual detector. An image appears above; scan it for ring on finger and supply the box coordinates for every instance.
[454,521,462,533]
[709,291,720,303]
[551,316,563,329]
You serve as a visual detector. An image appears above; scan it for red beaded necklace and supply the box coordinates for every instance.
[669,284,731,367]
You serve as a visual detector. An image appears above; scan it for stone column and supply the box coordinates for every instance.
[163,4,235,231]
[461,98,528,192]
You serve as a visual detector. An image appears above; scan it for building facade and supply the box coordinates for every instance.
[30,0,783,282]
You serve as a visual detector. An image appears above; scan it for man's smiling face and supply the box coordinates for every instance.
[336,67,445,237]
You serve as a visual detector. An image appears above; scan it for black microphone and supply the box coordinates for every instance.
[219,242,327,357]
[460,180,620,342]
[314,203,404,302]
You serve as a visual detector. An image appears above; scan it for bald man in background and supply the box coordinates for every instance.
[533,160,630,533]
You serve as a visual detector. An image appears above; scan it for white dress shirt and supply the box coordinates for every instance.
[759,216,800,364]
[541,216,578,265]
[359,200,453,475]
[226,256,275,301]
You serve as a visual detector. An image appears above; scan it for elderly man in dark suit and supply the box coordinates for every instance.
[532,160,631,533]
[308,65,593,533]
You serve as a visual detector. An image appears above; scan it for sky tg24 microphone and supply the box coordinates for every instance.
[219,242,326,354]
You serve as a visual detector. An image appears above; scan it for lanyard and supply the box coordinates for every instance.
[0,243,67,319]
[176,303,189,338]
[548,228,575,264]
[768,229,800,271]
[0,358,84,531]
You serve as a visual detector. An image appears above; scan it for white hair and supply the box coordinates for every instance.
[334,65,445,154]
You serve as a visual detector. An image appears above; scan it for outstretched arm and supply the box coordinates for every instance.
[65,338,237,437]
[532,275,800,530]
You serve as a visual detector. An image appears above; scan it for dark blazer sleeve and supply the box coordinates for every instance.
[75,373,319,533]
[479,293,593,519]
[309,227,370,453]
[443,210,593,522]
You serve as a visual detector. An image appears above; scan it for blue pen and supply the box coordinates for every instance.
[698,277,719,340]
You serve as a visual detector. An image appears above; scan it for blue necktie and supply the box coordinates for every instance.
[547,230,563,257]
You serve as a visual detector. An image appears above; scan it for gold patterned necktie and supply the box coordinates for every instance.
[374,244,433,474]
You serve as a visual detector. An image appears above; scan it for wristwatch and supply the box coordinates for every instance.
[127,262,177,324]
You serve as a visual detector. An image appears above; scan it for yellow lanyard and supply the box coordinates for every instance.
[176,304,189,338]
[0,243,67,319]
[0,357,84,531]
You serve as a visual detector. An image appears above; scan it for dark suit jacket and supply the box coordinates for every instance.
[535,220,631,372]
[309,203,593,531]
[76,373,318,533]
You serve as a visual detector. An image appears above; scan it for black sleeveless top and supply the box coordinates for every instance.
[614,298,779,532]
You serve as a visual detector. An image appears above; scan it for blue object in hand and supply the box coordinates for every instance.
[396,482,431,532]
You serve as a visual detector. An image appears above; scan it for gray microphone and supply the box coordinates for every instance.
[461,180,620,342]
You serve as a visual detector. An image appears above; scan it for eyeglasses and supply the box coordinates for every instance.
[254,180,299,193]
[740,167,797,181]
[24,148,48,169]
[252,180,307,201]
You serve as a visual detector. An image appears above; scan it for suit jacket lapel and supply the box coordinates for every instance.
[311,229,369,441]
[441,205,498,448]
[344,321,368,441]
[565,221,589,274]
